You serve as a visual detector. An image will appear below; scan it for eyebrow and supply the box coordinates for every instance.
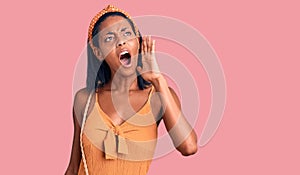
[104,27,128,36]
[121,27,128,32]
[105,31,114,35]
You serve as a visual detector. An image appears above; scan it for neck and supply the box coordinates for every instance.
[107,71,139,93]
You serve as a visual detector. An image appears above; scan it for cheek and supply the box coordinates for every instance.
[128,39,139,54]
[105,51,118,64]
[100,44,115,58]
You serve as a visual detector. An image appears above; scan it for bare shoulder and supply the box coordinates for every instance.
[74,88,90,103]
[73,88,93,121]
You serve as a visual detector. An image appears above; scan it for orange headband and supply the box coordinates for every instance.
[88,5,139,47]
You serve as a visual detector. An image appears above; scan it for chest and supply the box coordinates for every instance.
[97,90,151,125]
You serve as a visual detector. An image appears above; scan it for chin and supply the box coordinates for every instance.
[116,63,138,78]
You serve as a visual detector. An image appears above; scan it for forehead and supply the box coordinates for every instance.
[99,16,132,33]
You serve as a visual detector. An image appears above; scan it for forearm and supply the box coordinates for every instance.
[152,76,198,155]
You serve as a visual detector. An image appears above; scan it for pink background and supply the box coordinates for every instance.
[1,0,299,174]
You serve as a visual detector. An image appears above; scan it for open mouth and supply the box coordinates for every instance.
[119,50,132,67]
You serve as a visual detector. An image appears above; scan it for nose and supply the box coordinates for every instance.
[117,40,126,47]
[117,37,126,47]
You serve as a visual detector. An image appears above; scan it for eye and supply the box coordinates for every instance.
[104,36,114,42]
[124,31,132,36]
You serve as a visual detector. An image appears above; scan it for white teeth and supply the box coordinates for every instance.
[120,51,129,56]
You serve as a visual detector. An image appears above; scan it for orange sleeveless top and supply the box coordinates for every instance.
[78,86,158,175]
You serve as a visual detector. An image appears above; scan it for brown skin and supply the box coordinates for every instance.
[65,16,197,175]
[65,110,81,175]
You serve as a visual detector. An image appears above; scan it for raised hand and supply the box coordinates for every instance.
[136,36,162,83]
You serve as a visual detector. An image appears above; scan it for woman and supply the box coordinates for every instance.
[65,5,198,175]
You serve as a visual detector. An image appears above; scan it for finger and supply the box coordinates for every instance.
[144,36,147,53]
[147,36,151,53]
[151,40,155,53]
[142,36,147,54]
[141,36,144,54]
[149,36,153,53]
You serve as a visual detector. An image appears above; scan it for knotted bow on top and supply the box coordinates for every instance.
[103,125,128,159]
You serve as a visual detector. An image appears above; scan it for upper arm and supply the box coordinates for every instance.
[159,86,182,114]
[162,87,198,155]
[65,88,92,173]
[168,87,181,110]
[155,87,181,124]
[65,89,87,174]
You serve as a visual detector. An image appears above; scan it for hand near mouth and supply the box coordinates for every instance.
[137,35,162,83]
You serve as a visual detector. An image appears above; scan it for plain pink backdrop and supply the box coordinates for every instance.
[1,0,299,174]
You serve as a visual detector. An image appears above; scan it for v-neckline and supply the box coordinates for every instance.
[95,86,154,127]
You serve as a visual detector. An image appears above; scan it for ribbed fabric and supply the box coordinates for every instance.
[78,86,158,175]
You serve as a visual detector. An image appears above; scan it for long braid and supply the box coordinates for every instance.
[80,92,93,175]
